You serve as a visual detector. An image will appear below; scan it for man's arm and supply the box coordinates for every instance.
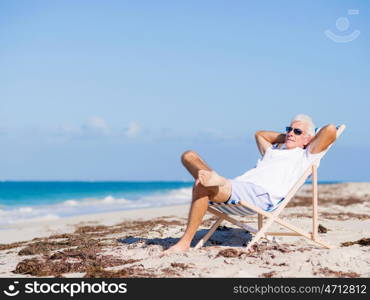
[308,124,337,154]
[255,130,286,156]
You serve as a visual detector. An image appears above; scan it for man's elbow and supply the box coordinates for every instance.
[324,124,337,142]
[255,130,265,138]
[326,123,337,133]
[326,124,337,131]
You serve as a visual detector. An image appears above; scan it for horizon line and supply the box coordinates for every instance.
[0,179,365,183]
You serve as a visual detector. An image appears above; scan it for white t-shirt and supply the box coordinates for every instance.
[234,145,325,206]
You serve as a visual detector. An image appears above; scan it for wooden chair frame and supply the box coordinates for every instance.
[195,125,346,252]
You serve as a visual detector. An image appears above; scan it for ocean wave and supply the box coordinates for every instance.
[0,187,192,226]
[62,195,130,207]
[139,187,192,204]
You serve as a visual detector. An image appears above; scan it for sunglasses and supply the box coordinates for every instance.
[285,126,303,135]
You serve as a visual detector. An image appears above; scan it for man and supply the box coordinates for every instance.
[164,114,337,254]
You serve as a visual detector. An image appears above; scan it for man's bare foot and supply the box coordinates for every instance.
[198,170,227,187]
[162,244,190,256]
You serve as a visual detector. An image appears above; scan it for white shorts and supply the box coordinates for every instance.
[226,180,276,212]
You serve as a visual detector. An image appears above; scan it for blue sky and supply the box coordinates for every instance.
[0,0,369,181]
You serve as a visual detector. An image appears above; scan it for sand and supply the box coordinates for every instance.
[0,182,369,278]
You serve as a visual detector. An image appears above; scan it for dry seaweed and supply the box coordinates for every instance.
[160,267,181,277]
[74,225,109,234]
[18,241,69,256]
[318,224,328,233]
[216,248,241,258]
[321,212,369,221]
[14,251,131,277]
[248,243,293,255]
[170,262,192,270]
[84,265,158,278]
[18,238,101,256]
[314,267,360,278]
[10,217,187,277]
[288,212,369,221]
[0,241,27,251]
[287,196,363,208]
[261,271,277,278]
[341,238,370,247]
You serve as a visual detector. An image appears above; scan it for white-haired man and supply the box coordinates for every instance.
[164,114,337,254]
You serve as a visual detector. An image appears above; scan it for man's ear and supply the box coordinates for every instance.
[304,135,313,146]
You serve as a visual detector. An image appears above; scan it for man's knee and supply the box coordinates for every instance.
[192,180,208,196]
[192,180,215,199]
[181,150,198,165]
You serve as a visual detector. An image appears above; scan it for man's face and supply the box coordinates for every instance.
[285,121,312,149]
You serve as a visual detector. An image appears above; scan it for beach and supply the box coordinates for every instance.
[0,182,369,278]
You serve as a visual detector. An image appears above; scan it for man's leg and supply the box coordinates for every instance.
[198,169,228,187]
[180,150,212,178]
[163,150,231,254]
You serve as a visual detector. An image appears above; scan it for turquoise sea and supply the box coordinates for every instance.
[0,181,341,226]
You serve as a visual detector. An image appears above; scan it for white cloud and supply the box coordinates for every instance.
[82,116,111,136]
[59,124,81,135]
[125,121,141,138]
[52,116,111,141]
[52,118,142,142]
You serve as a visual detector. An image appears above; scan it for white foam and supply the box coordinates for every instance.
[63,200,79,206]
[0,187,192,226]
[62,195,130,207]
[140,187,191,205]
[18,207,33,213]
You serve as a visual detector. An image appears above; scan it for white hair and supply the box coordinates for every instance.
[291,114,315,136]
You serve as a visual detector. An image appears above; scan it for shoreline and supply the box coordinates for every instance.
[0,204,189,244]
[0,182,369,278]
[0,181,361,230]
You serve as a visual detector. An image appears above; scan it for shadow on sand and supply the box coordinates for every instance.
[117,226,253,250]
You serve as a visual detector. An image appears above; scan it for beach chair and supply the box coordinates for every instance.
[195,125,346,252]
